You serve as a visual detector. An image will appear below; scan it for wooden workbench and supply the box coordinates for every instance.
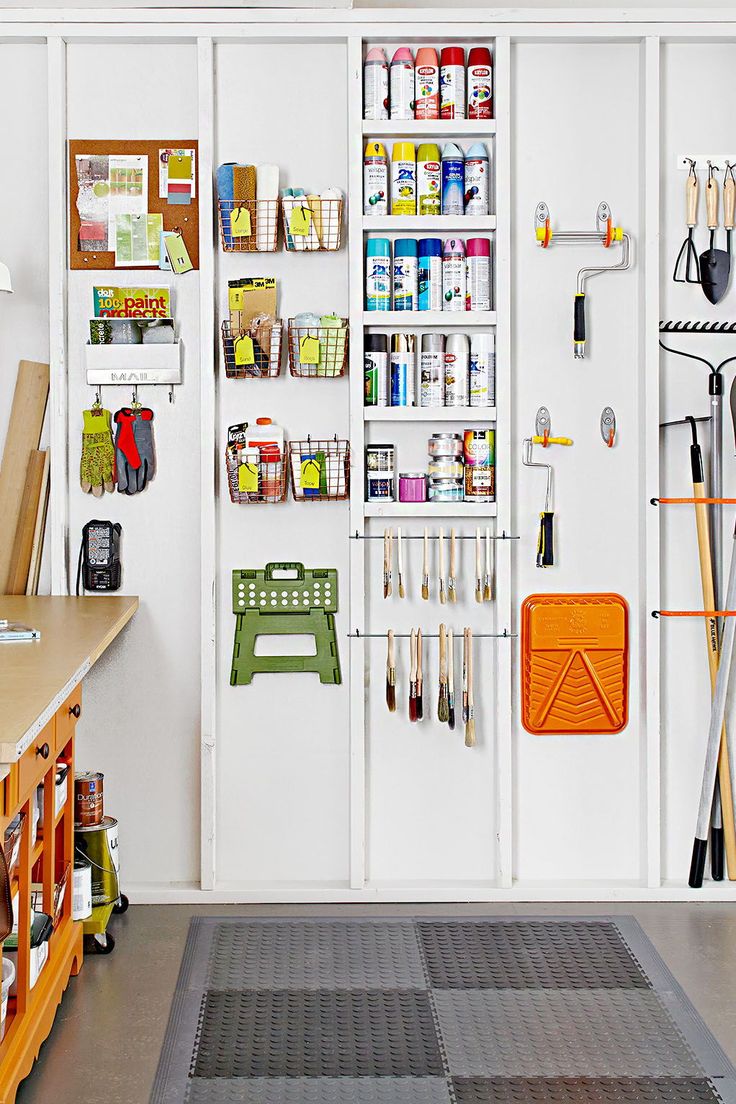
[0,595,138,1104]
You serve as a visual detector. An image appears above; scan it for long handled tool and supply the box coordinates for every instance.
[483,526,492,601]
[448,627,455,730]
[397,527,405,599]
[422,528,430,600]
[462,627,469,725]
[383,528,392,599]
[699,162,731,305]
[673,159,700,284]
[465,627,475,748]
[437,623,449,722]
[409,628,417,721]
[386,629,396,713]
[438,527,446,604]
[475,528,483,602]
[522,432,573,568]
[448,528,457,603]
[416,628,423,720]
[690,518,736,887]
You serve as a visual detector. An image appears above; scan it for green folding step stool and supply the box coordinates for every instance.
[230,563,341,685]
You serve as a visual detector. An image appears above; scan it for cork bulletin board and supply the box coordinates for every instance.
[68,139,200,271]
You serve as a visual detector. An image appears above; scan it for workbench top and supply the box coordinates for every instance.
[0,595,138,761]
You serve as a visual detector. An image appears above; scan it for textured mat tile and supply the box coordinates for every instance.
[418,920,650,990]
[452,1079,727,1103]
[206,920,427,990]
[185,1078,454,1103]
[191,989,445,1078]
[434,989,702,1078]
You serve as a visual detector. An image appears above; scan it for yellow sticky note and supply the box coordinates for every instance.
[230,207,252,237]
[301,458,321,491]
[168,155,192,181]
[299,336,321,365]
[290,206,312,236]
[164,232,194,275]
[238,462,259,493]
[235,336,255,366]
[229,287,245,311]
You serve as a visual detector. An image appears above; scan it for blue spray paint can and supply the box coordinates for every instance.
[441,142,465,216]
[418,238,443,311]
[392,238,418,312]
[365,237,391,311]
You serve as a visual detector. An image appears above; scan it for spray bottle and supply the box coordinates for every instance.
[441,143,465,216]
[440,46,466,120]
[414,46,439,119]
[364,141,388,216]
[464,143,489,215]
[391,142,416,215]
[364,47,389,120]
[417,143,441,216]
[390,47,415,120]
[443,238,466,312]
[467,47,493,119]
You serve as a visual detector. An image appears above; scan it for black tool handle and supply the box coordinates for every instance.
[689,836,708,888]
[711,826,724,881]
[536,512,554,568]
[574,293,586,347]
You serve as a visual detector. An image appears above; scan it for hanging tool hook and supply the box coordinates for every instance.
[683,157,697,177]
[708,160,720,183]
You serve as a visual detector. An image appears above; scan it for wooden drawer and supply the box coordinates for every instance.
[55,684,82,753]
[18,719,55,802]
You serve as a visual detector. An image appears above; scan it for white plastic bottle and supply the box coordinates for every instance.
[442,238,466,312]
[390,47,415,120]
[364,141,388,216]
[470,332,496,407]
[364,48,389,120]
[444,333,469,407]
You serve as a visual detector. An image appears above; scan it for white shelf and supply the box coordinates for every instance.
[364,406,496,422]
[363,215,496,232]
[364,311,496,327]
[364,501,498,518]
[362,119,497,137]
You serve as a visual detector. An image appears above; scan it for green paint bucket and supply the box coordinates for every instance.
[74,816,120,907]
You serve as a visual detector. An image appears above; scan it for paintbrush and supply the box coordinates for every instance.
[397,527,405,599]
[383,528,392,599]
[409,627,417,721]
[416,628,424,720]
[465,627,475,747]
[421,527,430,600]
[447,626,455,730]
[448,527,457,603]
[439,527,446,605]
[483,526,492,602]
[475,528,482,603]
[437,623,449,722]
[386,629,396,712]
[462,627,469,724]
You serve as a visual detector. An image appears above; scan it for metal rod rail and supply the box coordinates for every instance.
[653,611,736,618]
[651,498,736,505]
[349,630,516,639]
[350,531,519,541]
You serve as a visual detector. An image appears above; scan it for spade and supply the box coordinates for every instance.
[699,163,732,305]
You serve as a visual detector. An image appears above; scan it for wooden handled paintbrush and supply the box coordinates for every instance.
[447,626,455,730]
[437,623,449,722]
[438,527,446,605]
[416,628,424,720]
[483,526,492,602]
[462,627,469,725]
[397,527,405,599]
[386,629,396,712]
[383,529,392,599]
[475,528,482,603]
[422,528,430,601]
[448,528,457,603]
[409,627,417,721]
[465,627,475,747]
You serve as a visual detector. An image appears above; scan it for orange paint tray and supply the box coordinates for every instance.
[521,593,629,735]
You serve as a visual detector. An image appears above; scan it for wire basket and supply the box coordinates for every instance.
[289,439,351,502]
[287,320,349,378]
[217,199,281,253]
[225,443,288,504]
[282,198,343,252]
[221,320,283,379]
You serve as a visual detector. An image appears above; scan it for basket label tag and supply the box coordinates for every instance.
[290,206,311,236]
[238,461,258,493]
[299,336,320,364]
[235,336,255,366]
[230,207,252,237]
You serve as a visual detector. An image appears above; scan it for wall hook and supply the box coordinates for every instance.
[601,406,616,447]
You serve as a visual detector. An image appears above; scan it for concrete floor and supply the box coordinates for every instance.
[14,902,736,1104]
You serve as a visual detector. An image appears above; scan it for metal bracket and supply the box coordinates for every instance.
[600,406,616,447]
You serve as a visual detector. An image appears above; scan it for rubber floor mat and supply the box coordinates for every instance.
[150,917,736,1104]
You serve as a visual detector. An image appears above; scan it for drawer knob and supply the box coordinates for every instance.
[69,704,81,719]
[36,742,50,760]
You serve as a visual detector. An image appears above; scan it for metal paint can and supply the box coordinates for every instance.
[463,429,496,501]
[74,771,104,827]
[74,816,120,907]
[72,860,92,920]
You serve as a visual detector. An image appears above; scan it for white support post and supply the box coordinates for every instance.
[47,36,69,595]
[198,36,217,892]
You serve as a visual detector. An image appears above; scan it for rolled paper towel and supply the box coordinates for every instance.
[257,164,279,251]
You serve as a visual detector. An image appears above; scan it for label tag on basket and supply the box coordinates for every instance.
[163,231,194,275]
[238,461,259,493]
[231,207,252,237]
[299,336,320,364]
[229,286,245,311]
[301,457,322,491]
[290,206,312,236]
[235,336,255,366]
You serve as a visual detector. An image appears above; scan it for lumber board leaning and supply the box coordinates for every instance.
[7,450,47,595]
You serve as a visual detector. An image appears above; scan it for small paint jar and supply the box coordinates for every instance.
[428,432,463,459]
[366,443,395,501]
[429,478,464,503]
[399,472,427,502]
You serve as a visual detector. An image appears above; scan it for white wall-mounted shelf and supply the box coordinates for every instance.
[364,311,496,326]
[364,406,496,422]
[362,120,497,138]
[364,501,498,518]
[363,215,496,232]
[85,342,182,386]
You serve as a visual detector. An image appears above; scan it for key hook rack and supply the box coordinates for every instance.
[534,200,632,359]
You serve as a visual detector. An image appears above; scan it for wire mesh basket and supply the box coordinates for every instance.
[221,320,283,379]
[225,443,288,504]
[217,199,281,253]
[282,198,343,252]
[287,320,349,378]
[289,439,351,502]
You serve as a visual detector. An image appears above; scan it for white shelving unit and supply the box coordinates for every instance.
[364,406,496,421]
[363,215,496,231]
[362,119,497,137]
[364,501,499,518]
[364,311,496,326]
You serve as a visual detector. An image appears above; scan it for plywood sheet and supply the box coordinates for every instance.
[7,450,47,596]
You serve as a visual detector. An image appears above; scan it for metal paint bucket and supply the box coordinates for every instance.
[74,771,104,827]
[72,859,92,920]
[74,816,120,907]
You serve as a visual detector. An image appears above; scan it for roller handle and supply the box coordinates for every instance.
[574,293,585,347]
[689,836,708,888]
[685,172,699,228]
[537,512,554,568]
[705,176,719,231]
[711,826,725,881]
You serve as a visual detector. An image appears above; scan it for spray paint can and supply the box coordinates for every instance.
[420,333,445,407]
[444,333,469,407]
[470,332,495,407]
[464,143,489,215]
[390,46,415,120]
[391,142,416,215]
[365,333,389,406]
[467,46,493,119]
[417,143,441,216]
[443,238,466,312]
[364,47,389,120]
[418,237,443,311]
[414,46,440,119]
[466,237,492,311]
[463,429,495,501]
[365,237,391,311]
[393,238,418,311]
[364,141,388,216]
[440,46,466,120]
[441,143,465,216]
[391,333,416,406]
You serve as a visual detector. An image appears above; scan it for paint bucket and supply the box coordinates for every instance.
[74,816,120,907]
[75,771,104,827]
[72,859,92,920]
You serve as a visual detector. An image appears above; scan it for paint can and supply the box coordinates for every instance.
[364,333,389,406]
[74,771,104,827]
[420,333,445,407]
[390,333,417,406]
[72,859,92,920]
[392,238,418,311]
[74,816,120,907]
[364,141,388,216]
[463,429,496,502]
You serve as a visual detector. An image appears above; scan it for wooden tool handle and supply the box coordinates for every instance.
[465,628,475,748]
[439,623,447,680]
[725,175,735,231]
[410,628,417,681]
[417,628,423,687]
[447,627,454,685]
[387,628,395,670]
[706,175,719,230]
[685,172,699,227]
[450,527,456,578]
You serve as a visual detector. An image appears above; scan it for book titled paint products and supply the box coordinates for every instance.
[93,285,171,318]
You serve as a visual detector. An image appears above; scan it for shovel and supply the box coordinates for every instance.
[699,163,731,304]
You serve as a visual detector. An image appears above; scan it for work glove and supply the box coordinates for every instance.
[80,408,115,497]
[130,409,156,493]
[114,408,141,494]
